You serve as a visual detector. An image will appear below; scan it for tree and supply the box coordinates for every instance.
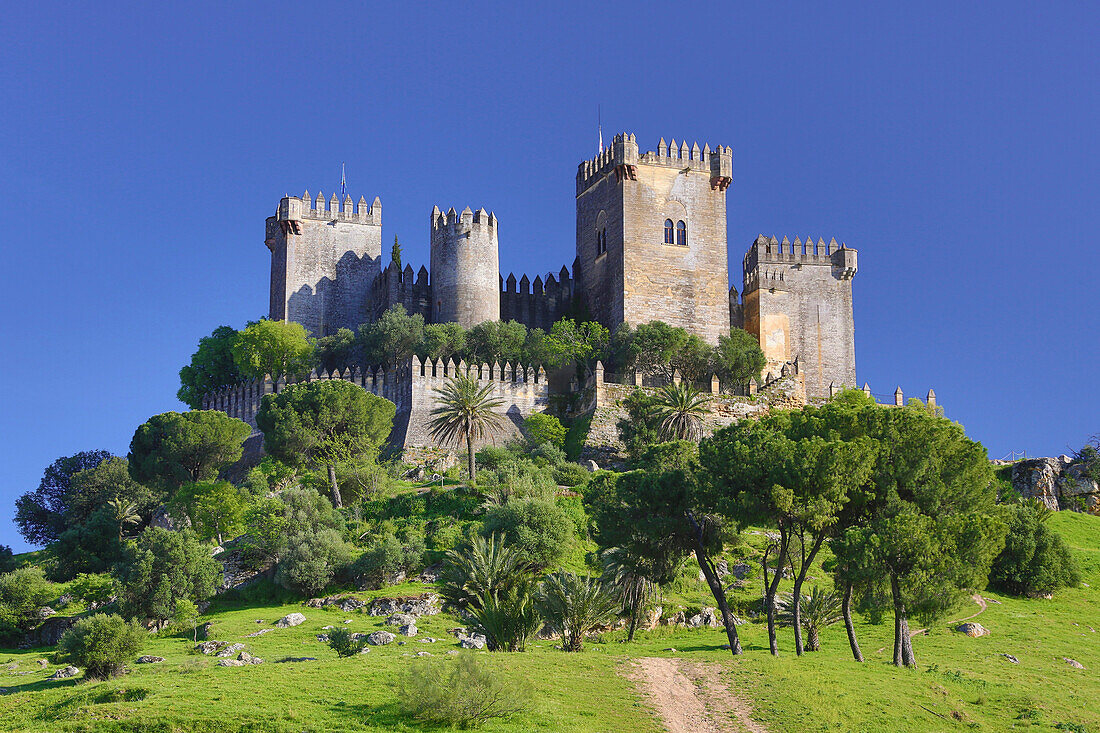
[115,527,221,628]
[545,318,610,377]
[523,413,567,449]
[537,572,619,652]
[584,442,744,656]
[714,329,766,388]
[0,546,14,574]
[391,234,402,270]
[178,325,243,409]
[0,566,55,642]
[438,534,541,652]
[420,322,467,363]
[482,498,574,571]
[256,379,396,507]
[314,327,357,374]
[989,500,1080,596]
[59,614,146,680]
[651,382,712,441]
[328,627,367,657]
[777,586,842,652]
[467,320,527,366]
[66,457,159,528]
[172,480,249,544]
[173,598,201,642]
[128,410,251,495]
[358,304,424,375]
[600,547,656,641]
[231,318,314,388]
[106,498,141,542]
[621,321,689,381]
[15,450,112,545]
[268,487,350,595]
[427,375,505,482]
[669,334,714,383]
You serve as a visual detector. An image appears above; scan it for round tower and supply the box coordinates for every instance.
[430,206,500,327]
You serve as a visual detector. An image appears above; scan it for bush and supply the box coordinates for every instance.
[352,528,425,588]
[553,463,591,488]
[0,546,15,574]
[399,654,529,728]
[481,498,574,571]
[475,445,514,470]
[476,459,557,504]
[531,442,566,468]
[563,413,592,461]
[537,572,619,652]
[115,527,221,626]
[327,627,366,657]
[59,613,146,680]
[69,573,115,608]
[524,414,566,450]
[275,527,352,596]
[990,501,1081,596]
[0,566,56,642]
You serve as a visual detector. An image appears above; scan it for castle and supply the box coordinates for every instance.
[264,132,858,400]
[208,132,878,457]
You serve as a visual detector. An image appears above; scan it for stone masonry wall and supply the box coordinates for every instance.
[429,207,500,328]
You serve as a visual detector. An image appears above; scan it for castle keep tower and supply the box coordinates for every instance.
[575,134,733,343]
[430,206,500,328]
[266,192,382,336]
[741,235,858,398]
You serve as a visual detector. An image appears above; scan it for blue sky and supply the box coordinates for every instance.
[1,2,1097,551]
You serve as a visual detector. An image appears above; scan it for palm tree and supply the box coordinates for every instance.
[600,548,656,642]
[777,586,843,651]
[537,572,620,652]
[651,381,712,441]
[428,374,505,482]
[106,498,141,541]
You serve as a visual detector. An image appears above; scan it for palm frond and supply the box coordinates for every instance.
[651,382,712,441]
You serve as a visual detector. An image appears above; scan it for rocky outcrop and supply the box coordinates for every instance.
[305,595,366,612]
[21,616,77,648]
[49,666,79,680]
[956,622,989,637]
[1012,457,1100,513]
[368,594,440,617]
[366,631,396,646]
[136,656,164,664]
[275,613,306,628]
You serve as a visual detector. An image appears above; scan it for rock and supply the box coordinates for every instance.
[383,570,407,586]
[237,652,263,665]
[367,631,396,646]
[416,651,433,657]
[399,624,418,637]
[420,637,436,643]
[49,666,79,680]
[276,657,317,663]
[304,598,324,609]
[36,659,47,668]
[715,560,729,578]
[1063,657,1085,669]
[663,648,677,653]
[359,647,371,654]
[136,656,164,664]
[1057,464,1100,512]
[643,606,663,630]
[36,607,56,621]
[387,613,418,627]
[459,633,486,649]
[1012,458,1063,510]
[398,641,407,646]
[4,662,16,671]
[729,562,752,579]
[149,504,190,531]
[368,593,441,617]
[666,611,686,626]
[218,659,246,667]
[22,616,77,647]
[446,650,460,656]
[343,619,353,624]
[55,594,73,609]
[322,625,335,630]
[215,643,246,657]
[197,622,215,641]
[195,641,225,655]
[1002,654,1019,664]
[956,622,989,637]
[275,612,306,628]
[316,634,330,642]
[210,545,224,557]
[417,566,441,584]
[244,628,272,637]
[586,460,600,472]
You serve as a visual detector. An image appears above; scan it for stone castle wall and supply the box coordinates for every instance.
[429,207,500,328]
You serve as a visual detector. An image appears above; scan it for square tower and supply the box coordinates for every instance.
[265,191,383,336]
[575,134,733,343]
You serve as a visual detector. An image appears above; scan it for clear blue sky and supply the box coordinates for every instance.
[2,2,1096,551]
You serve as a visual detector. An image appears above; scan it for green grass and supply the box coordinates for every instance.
[3,512,1097,732]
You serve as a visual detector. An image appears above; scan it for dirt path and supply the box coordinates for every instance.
[876,594,988,654]
[625,657,767,733]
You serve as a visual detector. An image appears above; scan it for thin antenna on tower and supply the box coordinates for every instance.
[340,163,347,199]
[598,105,603,153]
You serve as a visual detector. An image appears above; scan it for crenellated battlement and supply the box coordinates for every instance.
[742,235,857,290]
[430,205,497,232]
[276,191,381,231]
[499,262,576,330]
[576,133,733,194]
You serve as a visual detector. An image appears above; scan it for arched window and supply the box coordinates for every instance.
[664,219,674,244]
[595,229,607,255]
[676,220,687,246]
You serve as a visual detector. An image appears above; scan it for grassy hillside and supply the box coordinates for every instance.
[1,512,1096,732]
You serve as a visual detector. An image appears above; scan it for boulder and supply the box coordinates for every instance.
[586,460,600,472]
[643,606,663,630]
[415,651,433,657]
[215,643,247,658]
[244,628,272,638]
[149,505,190,531]
[729,562,752,580]
[459,633,486,649]
[368,593,441,618]
[1002,654,1020,664]
[276,657,318,663]
[1063,657,1085,669]
[36,659,48,668]
[49,666,79,680]
[218,659,246,667]
[237,652,263,665]
[1057,464,1100,512]
[36,607,56,621]
[366,631,396,646]
[22,616,77,647]
[386,613,418,627]
[55,594,73,609]
[315,634,329,643]
[304,598,324,609]
[956,622,989,638]
[136,656,164,664]
[399,624,418,637]
[195,641,226,655]
[275,612,306,628]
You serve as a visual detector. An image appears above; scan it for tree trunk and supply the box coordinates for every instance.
[627,596,640,642]
[762,533,788,656]
[843,580,864,662]
[466,432,476,483]
[327,464,342,508]
[807,626,820,651]
[890,573,915,668]
[791,533,825,656]
[685,511,742,655]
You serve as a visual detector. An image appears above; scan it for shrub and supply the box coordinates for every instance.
[475,445,514,471]
[531,442,566,468]
[990,501,1081,596]
[59,613,146,680]
[481,499,574,571]
[399,654,529,728]
[352,528,425,588]
[0,566,56,641]
[537,572,619,652]
[0,546,15,574]
[476,460,557,504]
[553,462,591,488]
[563,413,592,461]
[275,527,352,596]
[69,573,115,608]
[327,627,366,657]
[524,414,566,450]
[115,527,220,626]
